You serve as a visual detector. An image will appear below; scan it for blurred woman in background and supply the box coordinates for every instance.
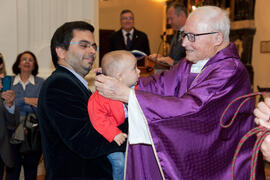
[6,51,44,180]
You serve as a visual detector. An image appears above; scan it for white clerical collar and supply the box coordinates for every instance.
[122,29,134,36]
[13,74,35,90]
[190,59,209,73]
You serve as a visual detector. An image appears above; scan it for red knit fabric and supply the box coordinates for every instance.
[88,91,125,142]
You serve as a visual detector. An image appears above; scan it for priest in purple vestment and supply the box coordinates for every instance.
[95,6,265,180]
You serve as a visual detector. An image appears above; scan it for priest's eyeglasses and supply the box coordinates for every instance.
[70,41,98,51]
[181,32,218,42]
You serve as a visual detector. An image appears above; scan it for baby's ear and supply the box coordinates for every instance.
[115,72,122,81]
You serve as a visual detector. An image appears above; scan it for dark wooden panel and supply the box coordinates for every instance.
[99,29,115,66]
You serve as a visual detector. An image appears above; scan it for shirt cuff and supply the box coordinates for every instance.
[4,103,15,114]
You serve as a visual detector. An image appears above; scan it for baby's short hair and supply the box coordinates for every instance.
[101,50,134,77]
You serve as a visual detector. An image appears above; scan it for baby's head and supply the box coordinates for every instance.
[102,50,140,87]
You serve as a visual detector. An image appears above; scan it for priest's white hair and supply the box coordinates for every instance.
[189,6,230,43]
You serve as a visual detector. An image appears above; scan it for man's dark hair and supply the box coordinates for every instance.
[168,2,187,17]
[120,9,134,18]
[50,21,95,68]
[12,51,39,76]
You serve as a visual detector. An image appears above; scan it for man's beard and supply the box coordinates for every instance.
[81,54,95,77]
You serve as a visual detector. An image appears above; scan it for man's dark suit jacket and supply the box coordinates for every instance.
[109,28,150,55]
[38,66,127,180]
[169,32,186,65]
[0,99,19,168]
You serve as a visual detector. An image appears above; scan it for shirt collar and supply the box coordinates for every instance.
[60,65,89,89]
[13,74,35,85]
[122,28,134,36]
[190,59,209,73]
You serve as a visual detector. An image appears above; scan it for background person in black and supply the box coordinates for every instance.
[37,21,127,179]
[109,9,150,56]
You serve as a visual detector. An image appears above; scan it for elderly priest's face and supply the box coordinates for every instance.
[182,13,220,63]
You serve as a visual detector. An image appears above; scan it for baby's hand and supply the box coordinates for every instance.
[113,133,128,146]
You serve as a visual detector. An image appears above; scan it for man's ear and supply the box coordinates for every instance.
[215,32,224,46]
[55,47,66,59]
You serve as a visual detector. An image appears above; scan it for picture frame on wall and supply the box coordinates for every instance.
[260,41,270,53]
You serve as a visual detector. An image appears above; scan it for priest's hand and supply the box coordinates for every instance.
[95,74,131,103]
[114,133,128,146]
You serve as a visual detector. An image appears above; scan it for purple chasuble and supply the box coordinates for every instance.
[125,43,265,180]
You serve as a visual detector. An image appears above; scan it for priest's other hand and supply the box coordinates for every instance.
[254,97,270,162]
[95,74,130,103]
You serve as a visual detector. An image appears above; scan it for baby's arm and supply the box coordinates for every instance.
[114,133,128,146]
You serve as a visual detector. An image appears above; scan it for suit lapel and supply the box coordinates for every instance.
[118,30,127,49]
[130,29,139,49]
[56,67,92,97]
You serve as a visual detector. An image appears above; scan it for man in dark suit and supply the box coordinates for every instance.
[0,55,19,179]
[149,2,187,66]
[37,21,127,179]
[0,94,18,179]
[109,9,150,56]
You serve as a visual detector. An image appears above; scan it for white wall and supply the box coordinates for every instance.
[0,0,17,75]
[0,0,99,80]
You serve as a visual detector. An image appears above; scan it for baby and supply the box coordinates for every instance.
[88,50,140,180]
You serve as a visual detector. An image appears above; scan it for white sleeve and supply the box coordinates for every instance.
[128,89,152,145]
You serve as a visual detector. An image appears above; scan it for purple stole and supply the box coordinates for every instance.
[187,72,198,89]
